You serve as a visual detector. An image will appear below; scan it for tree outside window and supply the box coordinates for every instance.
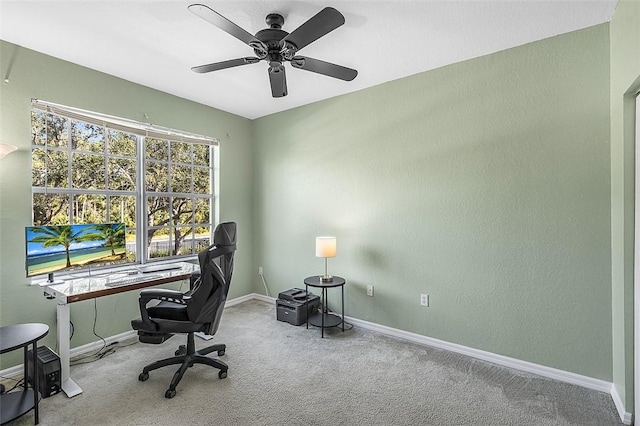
[31,106,216,262]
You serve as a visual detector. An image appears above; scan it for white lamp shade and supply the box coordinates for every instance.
[0,143,17,159]
[316,236,337,258]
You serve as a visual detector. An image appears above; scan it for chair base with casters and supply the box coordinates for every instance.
[131,221,237,398]
[137,331,227,399]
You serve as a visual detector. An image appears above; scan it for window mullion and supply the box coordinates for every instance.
[138,134,146,263]
[104,127,110,221]
[67,118,74,223]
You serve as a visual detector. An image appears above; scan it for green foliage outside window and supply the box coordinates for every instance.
[31,107,215,261]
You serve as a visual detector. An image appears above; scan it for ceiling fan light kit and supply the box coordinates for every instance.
[188,4,358,98]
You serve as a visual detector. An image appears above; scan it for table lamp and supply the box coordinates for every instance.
[316,236,336,282]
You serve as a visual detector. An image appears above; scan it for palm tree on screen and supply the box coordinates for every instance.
[87,223,126,256]
[28,225,104,267]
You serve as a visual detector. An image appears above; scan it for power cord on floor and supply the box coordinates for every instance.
[259,268,270,297]
[66,276,191,366]
[71,339,138,365]
[70,298,108,363]
[70,298,137,365]
[0,376,24,394]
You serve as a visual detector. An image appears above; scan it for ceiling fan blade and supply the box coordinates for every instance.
[290,56,357,81]
[188,4,267,56]
[191,57,260,73]
[281,7,345,53]
[268,65,288,98]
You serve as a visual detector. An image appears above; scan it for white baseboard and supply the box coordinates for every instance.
[1,292,632,424]
[0,294,253,380]
[245,292,273,304]
[244,293,632,424]
[342,313,633,424]
[0,329,138,381]
[347,315,611,388]
[225,292,259,307]
[611,384,634,425]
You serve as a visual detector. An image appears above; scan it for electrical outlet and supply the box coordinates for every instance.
[420,293,429,307]
[366,285,374,297]
[258,266,263,275]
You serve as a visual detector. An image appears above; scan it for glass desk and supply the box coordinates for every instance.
[42,262,198,397]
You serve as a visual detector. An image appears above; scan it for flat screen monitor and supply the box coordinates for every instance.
[26,223,128,282]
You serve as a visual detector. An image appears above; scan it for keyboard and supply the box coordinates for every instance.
[137,263,183,274]
[104,274,162,287]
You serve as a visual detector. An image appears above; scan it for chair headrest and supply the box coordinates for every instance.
[198,222,237,268]
[213,222,237,247]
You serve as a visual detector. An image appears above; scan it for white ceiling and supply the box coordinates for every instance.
[0,0,617,120]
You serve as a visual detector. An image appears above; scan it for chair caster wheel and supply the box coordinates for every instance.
[175,345,187,356]
[218,349,225,356]
[165,389,176,399]
[138,372,149,381]
[219,370,227,379]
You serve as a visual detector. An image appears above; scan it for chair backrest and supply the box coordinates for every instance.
[187,222,237,334]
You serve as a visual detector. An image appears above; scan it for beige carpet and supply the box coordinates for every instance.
[6,299,622,425]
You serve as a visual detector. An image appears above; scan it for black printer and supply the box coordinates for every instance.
[276,288,320,326]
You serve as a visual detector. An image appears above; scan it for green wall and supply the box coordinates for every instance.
[0,41,254,368]
[610,0,640,411]
[253,24,612,380]
[1,11,635,410]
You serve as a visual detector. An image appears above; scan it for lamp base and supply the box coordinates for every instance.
[320,275,333,283]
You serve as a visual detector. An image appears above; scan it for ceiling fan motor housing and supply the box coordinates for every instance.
[255,15,290,66]
[188,4,357,97]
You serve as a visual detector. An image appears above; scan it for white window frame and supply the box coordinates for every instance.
[30,99,219,267]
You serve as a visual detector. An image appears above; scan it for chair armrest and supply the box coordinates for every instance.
[139,288,185,302]
[137,289,187,327]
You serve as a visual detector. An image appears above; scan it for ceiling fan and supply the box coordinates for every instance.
[188,4,358,98]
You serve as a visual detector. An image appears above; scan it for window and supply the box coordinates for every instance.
[30,100,218,263]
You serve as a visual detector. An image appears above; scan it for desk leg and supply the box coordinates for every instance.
[57,302,82,397]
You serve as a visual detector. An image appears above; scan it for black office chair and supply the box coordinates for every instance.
[131,222,237,398]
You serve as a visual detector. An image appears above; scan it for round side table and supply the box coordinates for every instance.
[0,323,49,425]
[304,276,345,338]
